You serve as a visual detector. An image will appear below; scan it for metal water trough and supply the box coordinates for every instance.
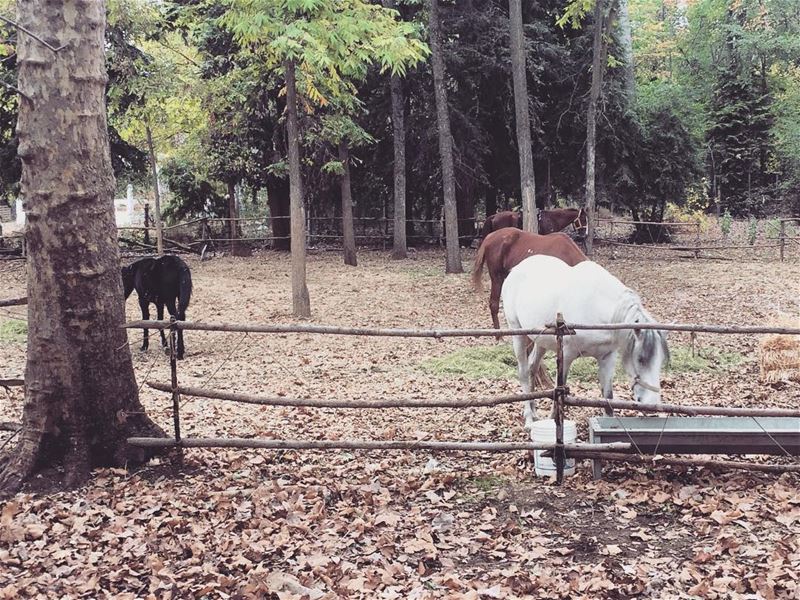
[588,416,800,479]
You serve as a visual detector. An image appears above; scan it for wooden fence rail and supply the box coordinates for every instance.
[124,319,800,336]
[126,437,631,453]
[0,296,27,307]
[147,382,556,409]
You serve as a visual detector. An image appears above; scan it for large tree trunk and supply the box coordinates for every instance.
[385,0,407,259]
[389,74,407,259]
[145,124,164,255]
[284,59,311,317]
[0,0,164,496]
[508,0,537,233]
[428,0,463,273]
[618,0,635,101]
[584,0,608,258]
[339,142,357,266]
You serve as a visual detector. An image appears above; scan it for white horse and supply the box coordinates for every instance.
[501,255,669,430]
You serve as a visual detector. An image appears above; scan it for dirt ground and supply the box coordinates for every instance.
[0,247,799,599]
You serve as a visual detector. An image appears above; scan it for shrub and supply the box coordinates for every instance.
[720,209,733,237]
[664,202,710,233]
[747,217,758,245]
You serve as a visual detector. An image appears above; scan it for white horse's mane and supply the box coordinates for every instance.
[613,289,670,367]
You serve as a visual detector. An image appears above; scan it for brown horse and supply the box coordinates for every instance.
[471,228,587,333]
[538,207,588,237]
[478,210,522,240]
[478,208,588,241]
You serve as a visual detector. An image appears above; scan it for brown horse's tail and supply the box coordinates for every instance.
[471,242,487,292]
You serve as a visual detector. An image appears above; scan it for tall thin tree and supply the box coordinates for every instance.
[389,73,407,258]
[339,142,357,266]
[584,0,611,257]
[385,0,407,259]
[508,0,538,233]
[428,0,463,273]
[145,123,164,255]
[0,0,163,495]
[284,59,311,317]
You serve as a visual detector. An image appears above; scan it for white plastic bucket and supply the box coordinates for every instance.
[531,419,577,477]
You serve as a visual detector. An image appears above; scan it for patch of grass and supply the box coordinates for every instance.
[405,266,444,279]
[0,319,27,344]
[419,344,743,382]
[469,474,507,492]
[420,345,517,379]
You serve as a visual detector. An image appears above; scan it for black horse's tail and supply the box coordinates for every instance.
[178,263,193,319]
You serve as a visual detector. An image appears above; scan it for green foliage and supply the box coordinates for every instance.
[720,209,733,236]
[0,319,27,344]
[747,217,758,245]
[419,344,743,382]
[765,218,781,239]
[556,0,594,30]
[220,0,429,107]
[160,158,227,223]
[664,202,710,233]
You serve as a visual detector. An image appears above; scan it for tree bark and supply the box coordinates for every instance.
[584,0,608,257]
[1,0,164,496]
[384,0,408,259]
[389,74,407,258]
[508,0,537,233]
[428,0,463,273]
[284,59,311,317]
[618,0,635,101]
[227,180,238,251]
[145,124,164,256]
[339,142,357,266]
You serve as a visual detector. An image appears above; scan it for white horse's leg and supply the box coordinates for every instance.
[522,344,547,429]
[512,336,534,428]
[597,352,617,416]
[549,353,575,419]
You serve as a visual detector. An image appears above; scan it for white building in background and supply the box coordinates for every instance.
[16,198,25,226]
[11,185,147,229]
[115,184,146,227]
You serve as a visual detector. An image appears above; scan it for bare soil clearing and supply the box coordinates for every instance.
[1,249,798,598]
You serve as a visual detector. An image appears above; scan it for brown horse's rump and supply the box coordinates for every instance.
[471,228,587,331]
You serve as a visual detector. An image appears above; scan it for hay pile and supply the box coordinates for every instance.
[759,314,800,384]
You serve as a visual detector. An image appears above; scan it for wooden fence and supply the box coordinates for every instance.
[596,217,800,261]
[124,316,800,483]
[110,214,800,261]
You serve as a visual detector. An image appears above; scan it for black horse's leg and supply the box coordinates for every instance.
[138,298,150,351]
[166,299,184,359]
[157,303,168,348]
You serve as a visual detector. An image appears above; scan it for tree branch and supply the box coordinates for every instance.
[0,77,30,100]
[0,15,67,53]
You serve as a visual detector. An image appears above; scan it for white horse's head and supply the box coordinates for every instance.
[618,296,669,404]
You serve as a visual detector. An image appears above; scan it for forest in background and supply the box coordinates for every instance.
[1,0,799,239]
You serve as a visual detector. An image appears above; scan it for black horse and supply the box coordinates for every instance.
[122,255,193,359]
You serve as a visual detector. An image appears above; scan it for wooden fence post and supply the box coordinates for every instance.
[554,312,567,484]
[144,203,151,245]
[168,317,183,463]
[779,220,785,262]
[694,222,700,259]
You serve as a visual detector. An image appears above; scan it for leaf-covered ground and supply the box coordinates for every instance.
[1,248,799,599]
